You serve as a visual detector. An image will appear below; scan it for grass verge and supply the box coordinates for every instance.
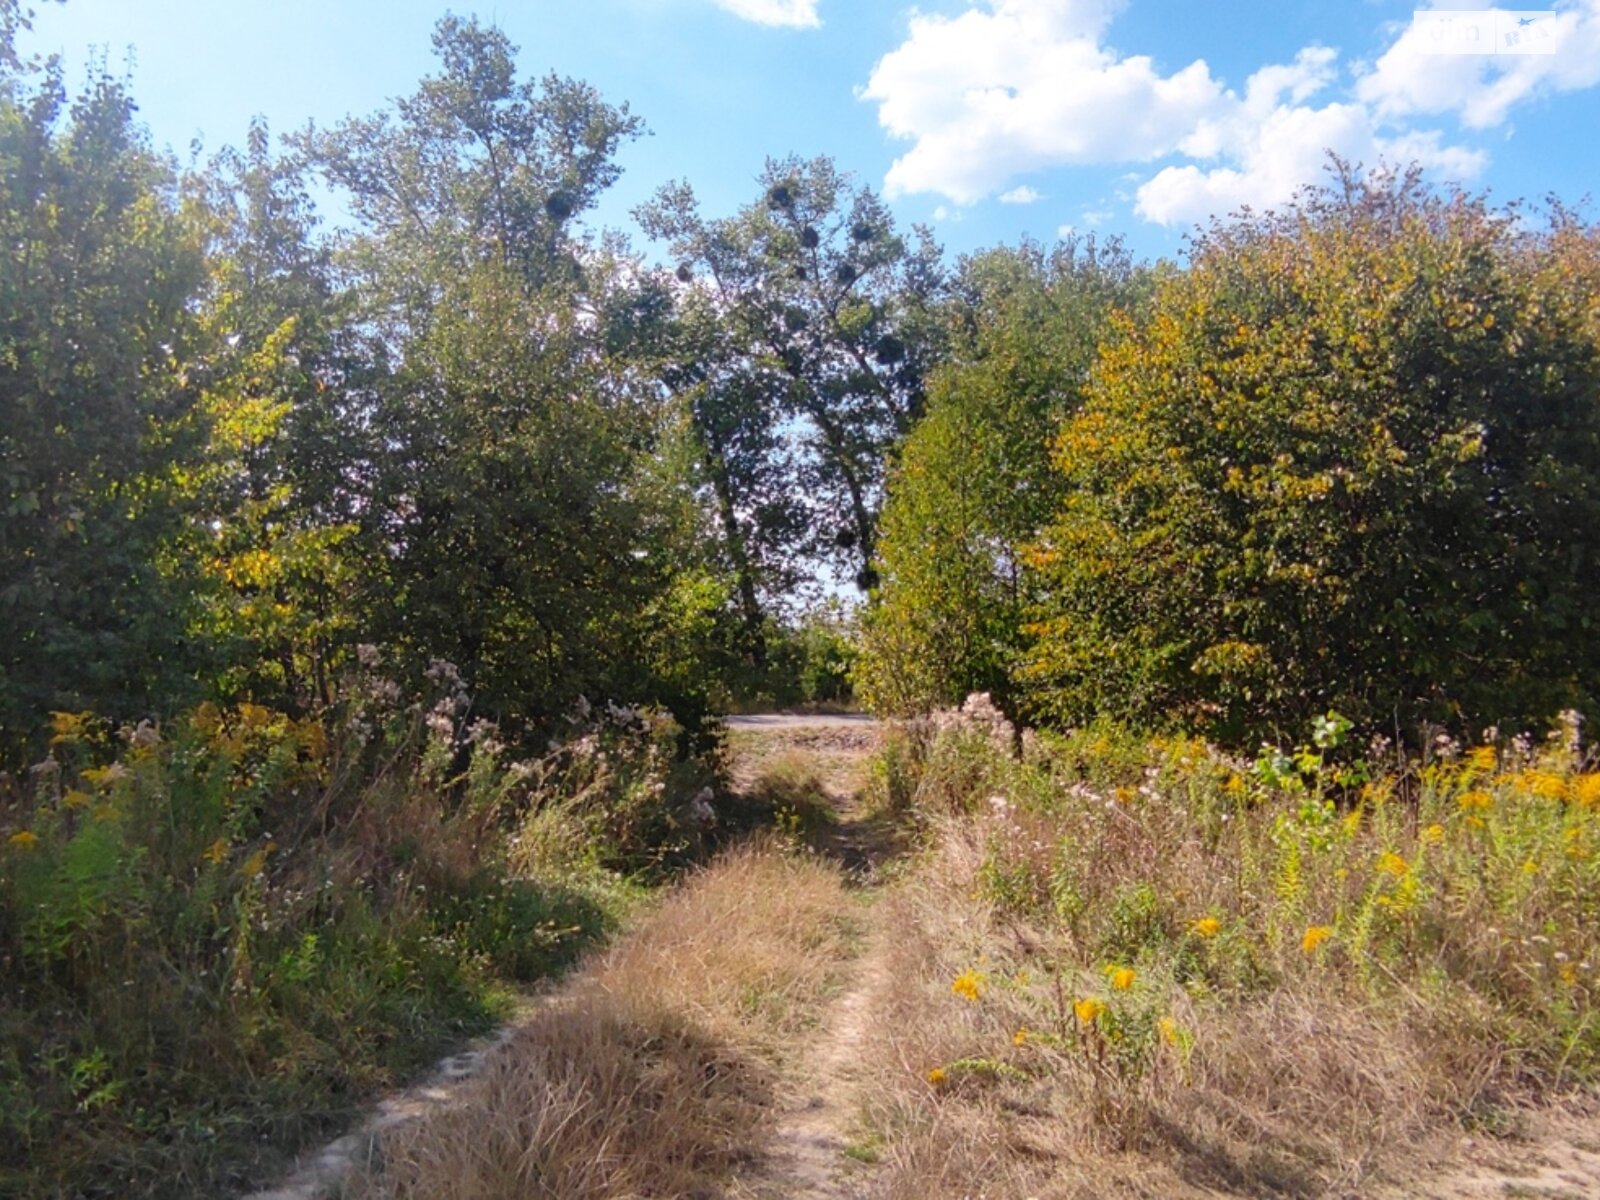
[846,699,1600,1197]
[0,692,709,1198]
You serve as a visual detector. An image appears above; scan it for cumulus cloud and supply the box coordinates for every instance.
[712,0,821,29]
[861,0,1227,203]
[998,185,1044,204]
[861,0,1586,228]
[1357,1,1600,128]
[1136,49,1488,226]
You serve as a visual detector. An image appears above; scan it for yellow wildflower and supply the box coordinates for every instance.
[1523,771,1568,801]
[1377,852,1409,877]
[1457,790,1493,812]
[1421,824,1445,845]
[62,789,93,810]
[1574,775,1600,807]
[1522,858,1539,877]
[240,841,276,879]
[1113,786,1135,804]
[49,710,94,747]
[1466,746,1497,775]
[1013,1029,1028,1046]
[202,838,228,864]
[1107,966,1137,991]
[951,970,985,1002]
[1302,925,1333,954]
[237,703,276,731]
[297,720,328,764]
[1560,963,1579,986]
[193,701,224,740]
[1223,773,1246,797]
[80,763,127,790]
[1565,827,1588,860]
[1074,997,1105,1025]
[7,830,39,850]
[1158,1016,1182,1046]
[926,1067,947,1086]
[1191,916,1222,938]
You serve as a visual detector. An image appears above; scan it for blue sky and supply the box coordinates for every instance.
[20,0,1600,263]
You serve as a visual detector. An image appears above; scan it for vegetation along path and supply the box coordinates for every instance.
[239,713,1600,1199]
[242,714,892,1200]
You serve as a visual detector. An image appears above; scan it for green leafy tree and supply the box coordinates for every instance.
[858,236,1149,715]
[178,120,366,710]
[298,16,716,733]
[1021,167,1600,743]
[640,156,948,593]
[0,40,207,753]
[655,285,808,670]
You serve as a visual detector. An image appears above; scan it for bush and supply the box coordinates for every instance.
[730,602,860,711]
[0,673,713,1197]
[1021,168,1600,746]
[858,237,1149,717]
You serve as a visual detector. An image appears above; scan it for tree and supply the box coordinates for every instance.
[857,236,1149,715]
[179,119,366,710]
[298,16,718,733]
[654,283,807,669]
[1021,167,1600,744]
[0,44,207,753]
[640,156,947,593]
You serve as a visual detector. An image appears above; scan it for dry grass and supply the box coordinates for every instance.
[349,842,857,1199]
[726,727,878,803]
[849,825,1451,1198]
[841,717,1600,1198]
[731,750,837,838]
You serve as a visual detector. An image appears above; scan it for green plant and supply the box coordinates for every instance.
[1021,167,1600,746]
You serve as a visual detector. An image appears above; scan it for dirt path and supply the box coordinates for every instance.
[738,940,887,1200]
[244,715,892,1200]
[1380,1106,1600,1200]
[727,715,892,1199]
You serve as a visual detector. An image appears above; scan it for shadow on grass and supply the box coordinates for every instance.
[721,750,908,881]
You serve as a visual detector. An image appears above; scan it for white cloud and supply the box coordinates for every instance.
[1135,105,1485,226]
[1358,2,1600,129]
[998,185,1044,204]
[1136,50,1488,226]
[712,0,821,29]
[861,0,1588,229]
[861,0,1227,203]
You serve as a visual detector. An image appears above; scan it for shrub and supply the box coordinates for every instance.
[858,237,1149,717]
[0,674,708,1197]
[1022,168,1600,745]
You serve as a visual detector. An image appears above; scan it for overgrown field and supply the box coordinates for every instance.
[853,697,1600,1196]
[0,678,719,1198]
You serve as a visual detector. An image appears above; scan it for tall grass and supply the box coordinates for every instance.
[348,842,858,1198]
[0,678,712,1198]
[852,698,1600,1196]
